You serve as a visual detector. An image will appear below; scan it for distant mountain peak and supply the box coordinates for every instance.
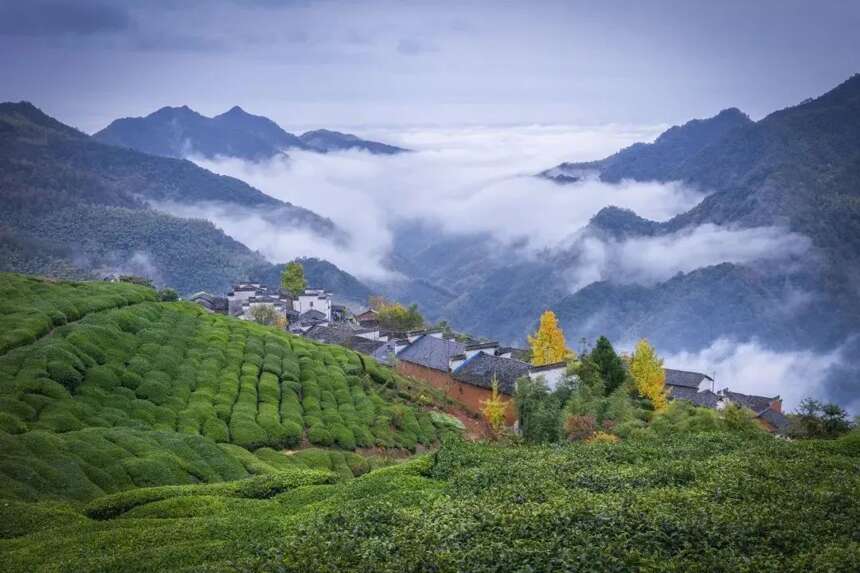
[541,106,752,184]
[587,206,659,238]
[94,105,408,159]
[0,100,86,139]
[298,128,407,154]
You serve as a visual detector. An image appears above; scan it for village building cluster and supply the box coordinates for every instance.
[191,282,349,333]
[191,283,790,434]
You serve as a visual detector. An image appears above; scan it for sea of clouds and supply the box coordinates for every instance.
[184,123,807,285]
[152,123,852,412]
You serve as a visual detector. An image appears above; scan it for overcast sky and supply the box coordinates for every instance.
[1,0,859,133]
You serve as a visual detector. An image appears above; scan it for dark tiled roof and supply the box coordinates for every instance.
[664,368,713,389]
[758,409,791,433]
[465,341,499,350]
[452,353,532,395]
[345,336,389,356]
[397,334,465,371]
[496,346,529,360]
[189,292,228,312]
[529,362,567,373]
[299,309,328,322]
[719,389,778,414]
[667,385,721,408]
[303,323,355,345]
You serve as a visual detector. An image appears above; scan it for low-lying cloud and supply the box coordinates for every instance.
[179,124,817,298]
[567,224,812,290]
[665,338,847,413]
[188,124,709,278]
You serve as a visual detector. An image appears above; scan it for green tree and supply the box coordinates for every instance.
[158,288,178,302]
[722,403,762,433]
[515,377,563,443]
[589,336,627,395]
[376,302,424,332]
[250,304,279,326]
[791,398,853,438]
[280,261,307,297]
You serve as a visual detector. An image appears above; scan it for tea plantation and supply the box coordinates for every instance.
[1,273,859,572]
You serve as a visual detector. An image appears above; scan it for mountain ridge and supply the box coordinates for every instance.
[94,105,408,160]
[0,101,370,298]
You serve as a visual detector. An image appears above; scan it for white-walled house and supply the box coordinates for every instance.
[527,362,568,390]
[294,289,332,321]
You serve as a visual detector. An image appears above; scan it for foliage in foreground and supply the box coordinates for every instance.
[1,433,858,572]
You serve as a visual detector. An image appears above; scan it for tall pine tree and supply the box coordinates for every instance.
[590,336,627,395]
[528,310,573,366]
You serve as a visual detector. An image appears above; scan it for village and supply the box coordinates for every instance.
[189,272,791,435]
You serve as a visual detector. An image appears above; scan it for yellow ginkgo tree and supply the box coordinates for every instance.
[481,377,508,434]
[528,310,573,366]
[628,338,667,411]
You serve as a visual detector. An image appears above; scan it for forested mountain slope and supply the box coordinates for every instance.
[0,102,371,295]
[425,76,860,357]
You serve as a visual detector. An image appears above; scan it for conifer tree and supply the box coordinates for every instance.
[528,310,572,366]
[628,338,667,411]
[590,336,627,395]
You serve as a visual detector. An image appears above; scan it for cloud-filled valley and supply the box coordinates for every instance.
[146,122,853,411]
[183,124,811,292]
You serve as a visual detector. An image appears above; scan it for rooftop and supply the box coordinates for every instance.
[452,352,532,395]
[718,389,779,414]
[664,368,713,389]
[397,334,465,371]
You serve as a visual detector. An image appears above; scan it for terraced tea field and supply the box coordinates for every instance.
[0,273,454,502]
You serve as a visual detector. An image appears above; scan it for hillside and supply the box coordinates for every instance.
[298,129,407,155]
[0,102,374,295]
[94,105,408,160]
[0,274,457,494]
[398,77,860,365]
[541,107,753,183]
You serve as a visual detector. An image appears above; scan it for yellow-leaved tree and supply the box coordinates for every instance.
[628,338,667,411]
[481,377,508,434]
[528,310,573,366]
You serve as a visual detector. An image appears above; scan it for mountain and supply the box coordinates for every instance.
[94,105,408,160]
[541,107,754,183]
[0,101,371,298]
[390,76,860,379]
[298,129,407,155]
[537,76,860,356]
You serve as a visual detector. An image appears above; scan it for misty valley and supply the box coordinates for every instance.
[1,2,859,571]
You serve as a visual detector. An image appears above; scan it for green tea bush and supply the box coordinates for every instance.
[84,468,335,520]
[307,424,333,447]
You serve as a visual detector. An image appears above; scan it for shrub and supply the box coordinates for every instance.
[0,412,27,434]
[46,360,83,390]
[331,423,357,450]
[307,424,333,447]
[564,415,596,442]
[587,431,620,444]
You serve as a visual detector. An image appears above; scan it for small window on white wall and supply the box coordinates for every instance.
[310,301,314,308]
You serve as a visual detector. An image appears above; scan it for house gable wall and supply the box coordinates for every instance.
[396,360,516,425]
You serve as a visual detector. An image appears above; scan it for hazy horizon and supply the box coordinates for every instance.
[2,0,859,133]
